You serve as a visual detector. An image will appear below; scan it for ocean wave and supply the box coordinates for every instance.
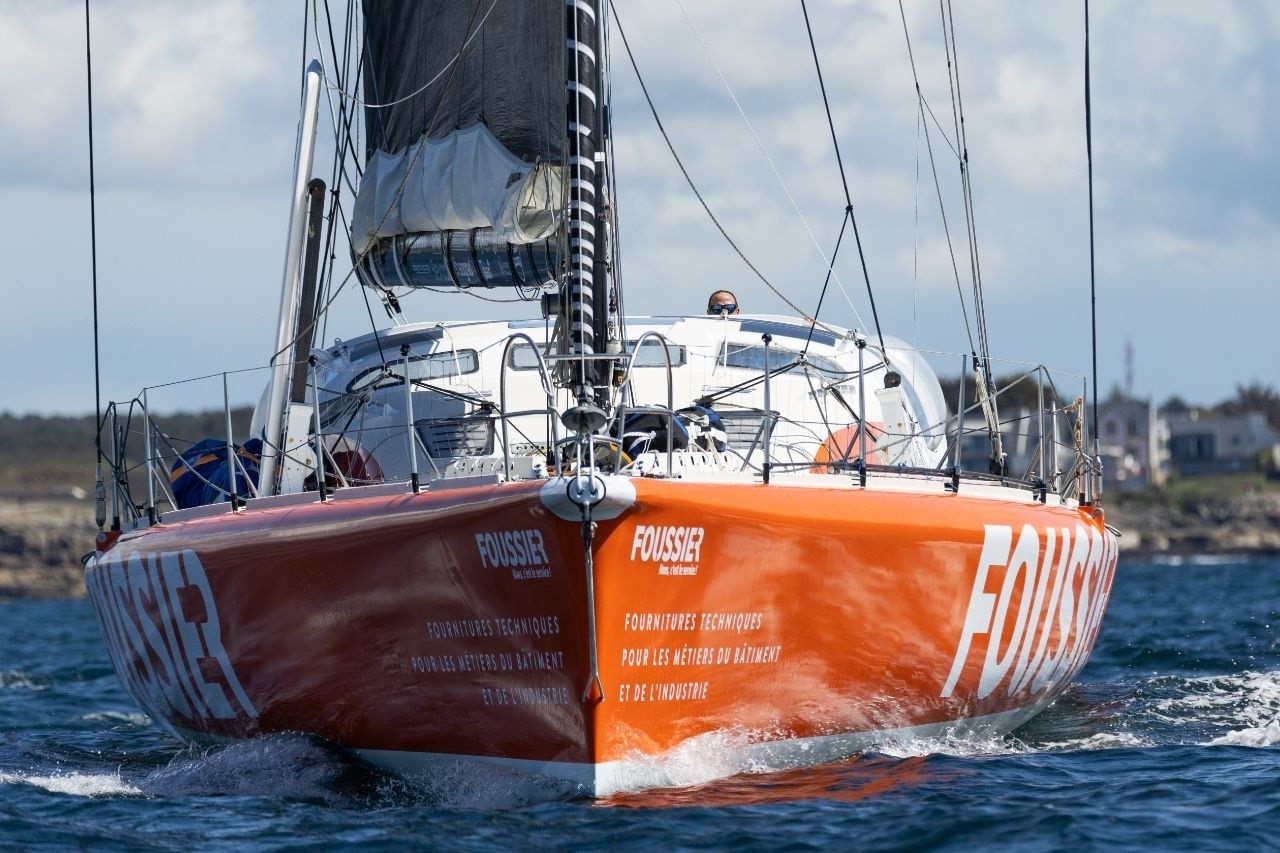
[1149,553,1260,567]
[138,734,381,801]
[1149,670,1280,744]
[1033,730,1152,751]
[0,770,140,797]
[1208,720,1280,747]
[77,710,152,726]
[0,670,50,690]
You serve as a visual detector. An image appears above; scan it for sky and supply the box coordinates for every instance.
[1,0,1277,416]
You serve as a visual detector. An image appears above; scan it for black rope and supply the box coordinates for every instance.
[940,0,990,370]
[896,0,978,358]
[945,1,992,373]
[608,1,827,325]
[83,1,103,475]
[799,0,886,354]
[1085,0,1099,445]
[315,0,363,347]
[802,208,850,354]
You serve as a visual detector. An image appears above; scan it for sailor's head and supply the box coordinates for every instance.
[707,290,739,316]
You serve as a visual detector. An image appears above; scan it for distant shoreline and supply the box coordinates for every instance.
[2,491,1278,601]
[1106,485,1280,559]
[0,496,97,600]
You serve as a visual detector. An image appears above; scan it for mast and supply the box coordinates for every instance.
[259,60,324,497]
[563,0,616,405]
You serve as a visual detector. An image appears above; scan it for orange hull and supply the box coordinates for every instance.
[85,475,1118,794]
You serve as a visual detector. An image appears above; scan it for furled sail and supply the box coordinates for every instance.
[352,0,565,291]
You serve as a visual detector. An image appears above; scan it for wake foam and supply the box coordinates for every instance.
[1152,670,1280,747]
[1210,720,1280,747]
[0,770,140,797]
[1150,553,1256,566]
[0,670,48,690]
[863,725,1149,758]
[78,710,151,726]
[605,726,796,794]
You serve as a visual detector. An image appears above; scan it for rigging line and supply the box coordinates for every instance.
[312,0,344,316]
[941,0,991,368]
[83,0,103,468]
[315,0,362,330]
[608,1,836,330]
[936,2,981,360]
[319,9,366,197]
[919,92,960,161]
[798,0,886,353]
[319,0,368,192]
[321,0,502,109]
[1084,0,1099,447]
[669,0,865,331]
[896,0,978,357]
[801,208,851,355]
[601,2,627,346]
[568,0,587,381]
[913,108,921,349]
[405,285,539,304]
[312,1,346,178]
[270,256,360,367]
[358,276,390,366]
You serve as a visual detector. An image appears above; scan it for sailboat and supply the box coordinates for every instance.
[84,1,1118,796]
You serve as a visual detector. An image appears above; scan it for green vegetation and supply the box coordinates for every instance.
[0,409,252,495]
[1111,471,1280,512]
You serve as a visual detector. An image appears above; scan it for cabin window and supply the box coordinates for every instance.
[720,344,846,381]
[507,340,687,371]
[415,415,495,458]
[506,342,552,371]
[717,410,771,449]
[346,349,479,393]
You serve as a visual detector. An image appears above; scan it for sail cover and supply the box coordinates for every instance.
[352,0,565,261]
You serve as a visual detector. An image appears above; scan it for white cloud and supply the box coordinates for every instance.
[0,0,299,190]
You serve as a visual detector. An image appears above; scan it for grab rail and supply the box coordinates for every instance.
[614,331,677,477]
[498,333,562,479]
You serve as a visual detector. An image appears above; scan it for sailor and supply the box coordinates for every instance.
[706,290,740,315]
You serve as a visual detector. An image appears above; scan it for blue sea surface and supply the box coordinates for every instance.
[2,556,1278,850]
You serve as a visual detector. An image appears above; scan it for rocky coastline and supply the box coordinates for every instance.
[2,490,1278,601]
[1107,489,1280,557]
[0,497,99,600]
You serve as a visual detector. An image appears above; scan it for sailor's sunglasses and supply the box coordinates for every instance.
[708,303,737,315]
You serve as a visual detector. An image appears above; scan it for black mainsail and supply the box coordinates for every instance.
[353,0,618,398]
[352,0,566,292]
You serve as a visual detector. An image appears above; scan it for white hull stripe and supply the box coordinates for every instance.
[354,700,1056,797]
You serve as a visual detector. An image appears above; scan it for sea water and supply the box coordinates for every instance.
[2,556,1277,850]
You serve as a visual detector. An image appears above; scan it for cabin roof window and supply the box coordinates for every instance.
[346,349,479,394]
[720,343,849,381]
[507,340,687,371]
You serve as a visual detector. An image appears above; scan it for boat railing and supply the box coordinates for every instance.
[733,337,1103,502]
[93,335,1106,531]
[95,363,272,527]
[492,330,683,479]
[613,331,678,477]
[922,349,1100,502]
[497,332,562,479]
